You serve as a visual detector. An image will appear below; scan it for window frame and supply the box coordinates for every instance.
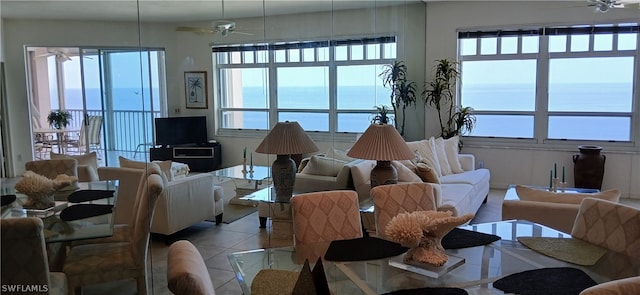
[213,37,397,141]
[457,22,640,151]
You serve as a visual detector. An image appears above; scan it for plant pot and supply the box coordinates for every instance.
[573,145,606,190]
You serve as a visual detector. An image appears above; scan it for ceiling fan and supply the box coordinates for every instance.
[176,20,252,37]
[587,0,639,12]
[35,50,72,62]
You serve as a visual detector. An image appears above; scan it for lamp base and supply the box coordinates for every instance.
[272,154,296,202]
[370,160,397,188]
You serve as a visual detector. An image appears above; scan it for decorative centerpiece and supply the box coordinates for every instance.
[385,211,474,266]
[15,171,77,209]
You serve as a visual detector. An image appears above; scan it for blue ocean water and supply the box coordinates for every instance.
[61,88,161,111]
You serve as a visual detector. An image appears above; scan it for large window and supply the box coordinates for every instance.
[214,37,396,134]
[458,23,638,143]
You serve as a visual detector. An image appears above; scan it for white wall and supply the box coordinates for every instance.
[424,1,640,198]
[1,2,426,175]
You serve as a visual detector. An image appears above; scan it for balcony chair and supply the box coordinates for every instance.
[62,168,164,294]
[167,240,216,295]
[372,182,439,239]
[1,217,68,295]
[66,115,103,158]
[291,190,363,246]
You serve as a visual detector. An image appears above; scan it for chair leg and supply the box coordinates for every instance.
[215,213,223,225]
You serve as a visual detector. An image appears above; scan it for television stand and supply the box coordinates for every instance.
[150,143,221,172]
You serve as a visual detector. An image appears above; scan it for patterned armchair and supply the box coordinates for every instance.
[1,217,68,295]
[372,182,439,239]
[291,190,363,246]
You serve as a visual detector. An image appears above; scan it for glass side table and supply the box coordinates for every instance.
[241,186,293,239]
[210,165,271,205]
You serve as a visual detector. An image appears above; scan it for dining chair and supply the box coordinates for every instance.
[62,169,165,294]
[371,182,439,239]
[571,197,640,259]
[167,240,216,295]
[1,217,68,295]
[291,190,363,246]
[66,115,103,157]
[25,158,78,180]
[579,276,640,295]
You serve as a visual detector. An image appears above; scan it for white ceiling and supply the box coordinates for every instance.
[0,0,427,23]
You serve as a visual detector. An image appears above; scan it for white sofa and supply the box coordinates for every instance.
[351,154,490,217]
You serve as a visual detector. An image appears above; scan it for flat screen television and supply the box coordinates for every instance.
[155,116,208,147]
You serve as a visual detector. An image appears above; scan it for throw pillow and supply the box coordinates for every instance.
[50,151,99,182]
[391,161,422,183]
[416,162,440,184]
[515,185,621,204]
[407,139,442,177]
[434,137,453,176]
[119,156,172,182]
[444,136,464,174]
[325,147,354,162]
[298,157,311,172]
[300,155,346,177]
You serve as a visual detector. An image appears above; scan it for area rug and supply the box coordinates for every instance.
[221,203,258,224]
[517,237,607,266]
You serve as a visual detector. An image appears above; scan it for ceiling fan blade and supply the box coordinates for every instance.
[176,26,216,34]
[231,31,253,36]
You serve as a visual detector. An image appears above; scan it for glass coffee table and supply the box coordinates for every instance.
[504,184,600,201]
[241,186,293,237]
[211,165,271,205]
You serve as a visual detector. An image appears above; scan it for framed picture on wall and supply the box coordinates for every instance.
[184,71,208,109]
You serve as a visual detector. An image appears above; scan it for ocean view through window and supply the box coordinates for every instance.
[458,23,638,144]
[214,37,396,134]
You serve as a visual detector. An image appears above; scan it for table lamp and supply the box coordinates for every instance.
[255,121,319,202]
[347,124,414,187]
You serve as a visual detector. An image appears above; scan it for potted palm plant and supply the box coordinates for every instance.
[380,61,417,136]
[371,105,393,125]
[422,59,476,139]
[47,110,72,129]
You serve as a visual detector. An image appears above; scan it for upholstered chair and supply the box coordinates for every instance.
[291,190,363,246]
[571,197,640,260]
[580,276,640,295]
[62,169,164,294]
[1,218,68,295]
[167,240,216,295]
[25,158,78,180]
[372,182,439,239]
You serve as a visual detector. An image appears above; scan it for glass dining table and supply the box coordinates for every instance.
[1,180,119,243]
[228,220,640,294]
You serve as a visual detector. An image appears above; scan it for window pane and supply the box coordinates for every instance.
[277,67,329,109]
[337,65,390,110]
[618,33,637,50]
[593,34,613,51]
[337,113,377,133]
[222,110,268,129]
[366,44,380,60]
[220,68,269,108]
[383,43,396,59]
[549,35,567,52]
[480,37,497,55]
[549,57,633,112]
[335,45,348,61]
[501,37,517,54]
[275,49,286,63]
[570,35,589,52]
[461,60,537,111]
[257,50,268,63]
[231,52,242,63]
[288,49,300,62]
[460,39,477,56]
[548,116,630,141]
[521,36,539,53]
[472,115,534,138]
[318,47,329,61]
[243,51,254,63]
[279,112,328,132]
[351,45,364,60]
[303,48,315,62]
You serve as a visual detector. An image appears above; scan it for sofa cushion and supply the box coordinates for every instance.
[440,168,490,187]
[391,161,422,183]
[406,139,441,177]
[300,155,346,177]
[118,156,171,183]
[444,136,464,174]
[325,147,355,162]
[515,185,621,204]
[416,162,440,184]
[435,137,453,175]
[50,151,99,182]
[171,162,190,180]
[438,183,475,217]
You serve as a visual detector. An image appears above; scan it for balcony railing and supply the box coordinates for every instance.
[66,109,160,152]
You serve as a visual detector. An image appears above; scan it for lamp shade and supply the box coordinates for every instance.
[255,121,319,155]
[347,124,414,161]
